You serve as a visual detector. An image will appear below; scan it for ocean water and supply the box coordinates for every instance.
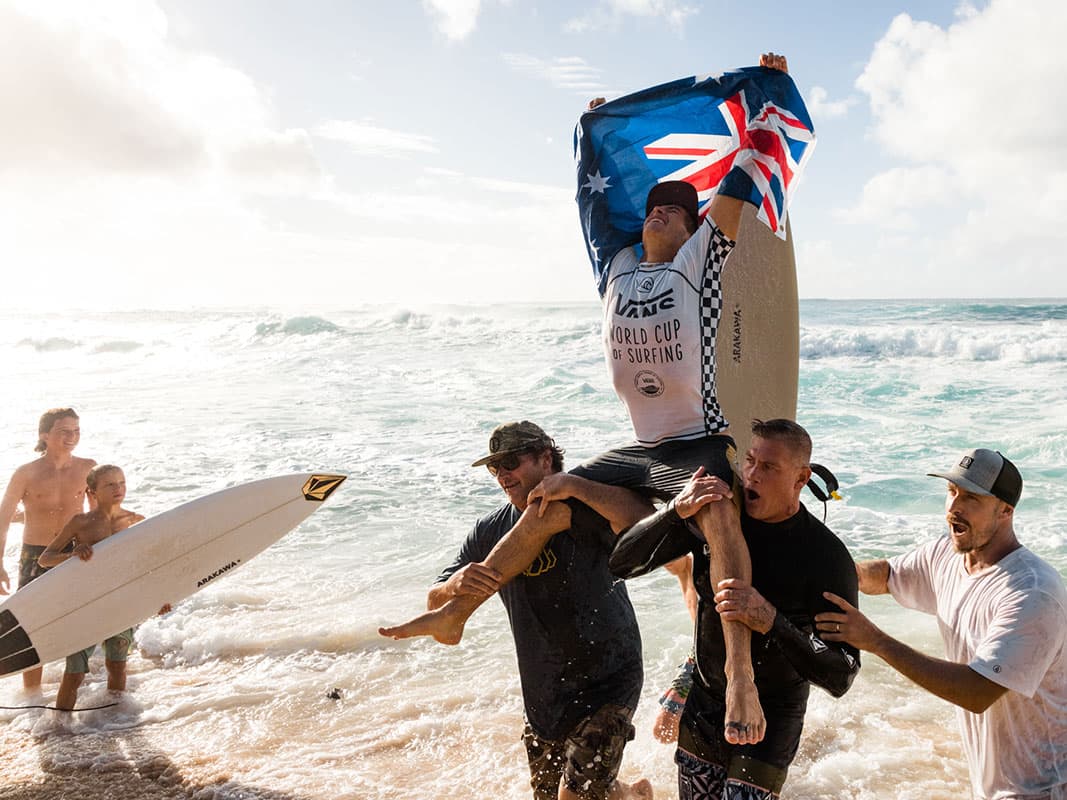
[1,299,1065,799]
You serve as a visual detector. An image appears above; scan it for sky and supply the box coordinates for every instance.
[2,0,1065,309]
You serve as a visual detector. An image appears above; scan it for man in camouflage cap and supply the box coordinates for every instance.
[385,421,654,800]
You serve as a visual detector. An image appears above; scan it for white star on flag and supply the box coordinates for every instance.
[587,236,601,264]
[583,170,611,194]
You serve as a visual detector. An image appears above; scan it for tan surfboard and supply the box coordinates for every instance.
[715,203,800,468]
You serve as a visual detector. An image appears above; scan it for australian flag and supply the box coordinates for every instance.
[574,66,815,294]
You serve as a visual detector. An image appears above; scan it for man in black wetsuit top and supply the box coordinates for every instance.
[610,419,860,800]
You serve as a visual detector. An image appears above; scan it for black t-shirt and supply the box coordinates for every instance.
[437,499,643,740]
[691,504,859,702]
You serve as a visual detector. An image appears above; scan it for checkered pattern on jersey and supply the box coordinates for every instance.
[699,228,734,435]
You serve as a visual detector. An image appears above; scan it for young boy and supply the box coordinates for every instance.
[38,464,145,710]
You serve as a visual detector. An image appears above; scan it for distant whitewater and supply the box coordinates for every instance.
[0,299,1064,799]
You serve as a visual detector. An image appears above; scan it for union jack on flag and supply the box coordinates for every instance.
[574,66,815,295]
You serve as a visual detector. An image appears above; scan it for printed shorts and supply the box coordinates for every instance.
[522,703,636,800]
[17,544,50,589]
[65,629,135,674]
[677,747,786,800]
[570,435,737,502]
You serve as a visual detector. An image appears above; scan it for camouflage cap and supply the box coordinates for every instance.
[471,421,552,467]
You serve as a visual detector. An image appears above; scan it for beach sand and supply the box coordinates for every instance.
[0,722,311,800]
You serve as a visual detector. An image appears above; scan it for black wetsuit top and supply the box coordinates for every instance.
[610,502,860,767]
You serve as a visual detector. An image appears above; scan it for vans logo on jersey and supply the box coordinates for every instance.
[615,289,676,318]
[634,371,664,397]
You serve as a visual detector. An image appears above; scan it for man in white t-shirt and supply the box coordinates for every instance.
[816,448,1067,799]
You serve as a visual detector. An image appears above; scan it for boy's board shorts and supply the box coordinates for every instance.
[66,629,135,674]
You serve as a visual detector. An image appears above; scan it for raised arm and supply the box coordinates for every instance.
[708,51,790,241]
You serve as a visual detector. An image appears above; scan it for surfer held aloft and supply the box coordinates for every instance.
[38,464,160,711]
[381,52,798,748]
[0,407,97,690]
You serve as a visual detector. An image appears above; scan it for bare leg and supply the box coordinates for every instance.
[22,666,43,690]
[695,500,765,745]
[105,659,126,692]
[56,672,84,711]
[379,502,572,644]
[558,779,653,800]
[608,779,654,800]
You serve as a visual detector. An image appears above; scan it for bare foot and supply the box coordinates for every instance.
[378,606,466,645]
[724,678,765,745]
[610,778,653,800]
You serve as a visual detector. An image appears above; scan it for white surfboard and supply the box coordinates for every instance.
[716,204,800,465]
[0,472,346,677]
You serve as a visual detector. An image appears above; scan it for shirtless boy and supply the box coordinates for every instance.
[0,407,96,689]
[39,464,145,711]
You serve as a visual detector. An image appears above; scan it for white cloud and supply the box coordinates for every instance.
[314,120,439,158]
[805,86,855,120]
[834,165,957,229]
[0,0,320,185]
[856,2,1067,176]
[502,54,607,94]
[564,0,699,34]
[422,0,482,41]
[827,0,1067,298]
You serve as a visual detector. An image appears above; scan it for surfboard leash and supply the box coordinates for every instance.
[0,702,118,712]
[806,463,842,522]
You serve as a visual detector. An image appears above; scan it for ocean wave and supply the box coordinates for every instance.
[800,326,1067,362]
[17,336,80,351]
[253,315,342,337]
[92,340,143,354]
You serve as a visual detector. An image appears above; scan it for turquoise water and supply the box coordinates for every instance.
[0,300,1064,799]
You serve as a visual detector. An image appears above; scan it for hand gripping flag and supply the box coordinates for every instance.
[574,66,815,295]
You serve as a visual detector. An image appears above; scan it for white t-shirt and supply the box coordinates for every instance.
[601,218,735,446]
[889,536,1067,799]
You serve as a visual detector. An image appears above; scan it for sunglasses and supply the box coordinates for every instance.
[486,450,534,476]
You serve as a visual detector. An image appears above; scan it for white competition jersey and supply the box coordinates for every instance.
[601,218,735,446]
[890,537,1067,800]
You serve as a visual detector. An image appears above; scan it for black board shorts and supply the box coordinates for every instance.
[570,435,737,502]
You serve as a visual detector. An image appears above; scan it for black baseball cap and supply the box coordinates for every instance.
[928,448,1023,507]
[645,180,699,225]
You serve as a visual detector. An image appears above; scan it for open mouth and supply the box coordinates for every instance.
[949,518,969,535]
[745,488,760,503]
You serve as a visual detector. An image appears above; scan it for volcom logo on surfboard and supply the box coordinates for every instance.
[302,474,347,502]
[197,560,240,588]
